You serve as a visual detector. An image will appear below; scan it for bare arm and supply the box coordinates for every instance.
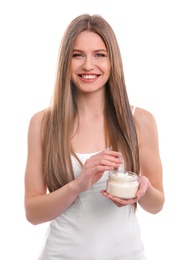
[24,111,82,225]
[136,108,164,213]
[24,111,123,225]
[101,108,165,214]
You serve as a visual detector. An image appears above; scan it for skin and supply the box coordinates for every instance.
[24,31,164,225]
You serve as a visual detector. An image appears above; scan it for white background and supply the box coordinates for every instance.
[0,0,185,259]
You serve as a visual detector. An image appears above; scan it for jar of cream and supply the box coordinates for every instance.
[106,170,139,199]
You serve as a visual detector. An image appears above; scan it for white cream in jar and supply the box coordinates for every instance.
[106,170,139,199]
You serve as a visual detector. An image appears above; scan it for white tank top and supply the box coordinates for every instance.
[38,107,146,259]
[38,150,146,260]
[132,106,136,115]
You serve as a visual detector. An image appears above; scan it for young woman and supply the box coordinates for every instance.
[24,14,164,260]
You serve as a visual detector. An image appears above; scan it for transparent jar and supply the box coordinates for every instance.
[106,170,139,199]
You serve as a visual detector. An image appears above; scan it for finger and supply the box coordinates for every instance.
[113,202,123,207]
[97,150,124,162]
[88,155,123,169]
[101,190,138,205]
[84,160,121,174]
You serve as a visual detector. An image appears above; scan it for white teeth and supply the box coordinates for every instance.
[82,75,97,79]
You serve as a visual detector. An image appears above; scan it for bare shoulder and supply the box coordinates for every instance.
[29,109,47,127]
[133,107,158,144]
[28,109,47,137]
[29,109,46,125]
[134,107,156,127]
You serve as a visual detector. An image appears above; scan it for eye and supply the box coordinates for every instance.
[72,53,84,58]
[95,53,105,57]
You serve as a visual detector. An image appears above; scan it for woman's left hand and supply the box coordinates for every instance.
[101,175,149,207]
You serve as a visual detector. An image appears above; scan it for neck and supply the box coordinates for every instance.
[76,91,105,115]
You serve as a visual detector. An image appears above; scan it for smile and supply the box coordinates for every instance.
[80,75,99,79]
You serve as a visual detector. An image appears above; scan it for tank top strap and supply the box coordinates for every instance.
[132,106,136,116]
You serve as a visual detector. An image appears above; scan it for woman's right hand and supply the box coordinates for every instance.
[75,150,123,192]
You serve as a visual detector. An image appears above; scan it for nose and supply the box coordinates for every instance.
[82,56,94,71]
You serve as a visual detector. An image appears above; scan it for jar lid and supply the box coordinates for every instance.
[109,170,138,182]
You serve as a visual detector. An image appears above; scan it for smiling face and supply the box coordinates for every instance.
[71,31,111,94]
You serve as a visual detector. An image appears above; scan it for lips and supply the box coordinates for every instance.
[80,74,99,79]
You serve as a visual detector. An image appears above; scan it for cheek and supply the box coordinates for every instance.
[103,63,111,77]
[71,63,76,74]
[71,59,80,72]
[70,74,77,86]
[101,60,111,73]
[71,63,78,81]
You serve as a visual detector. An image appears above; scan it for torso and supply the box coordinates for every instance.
[71,105,136,154]
[38,151,145,260]
[71,113,106,153]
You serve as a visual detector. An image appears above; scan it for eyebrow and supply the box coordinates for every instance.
[72,49,107,52]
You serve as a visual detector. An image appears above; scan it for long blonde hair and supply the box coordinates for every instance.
[42,14,139,192]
